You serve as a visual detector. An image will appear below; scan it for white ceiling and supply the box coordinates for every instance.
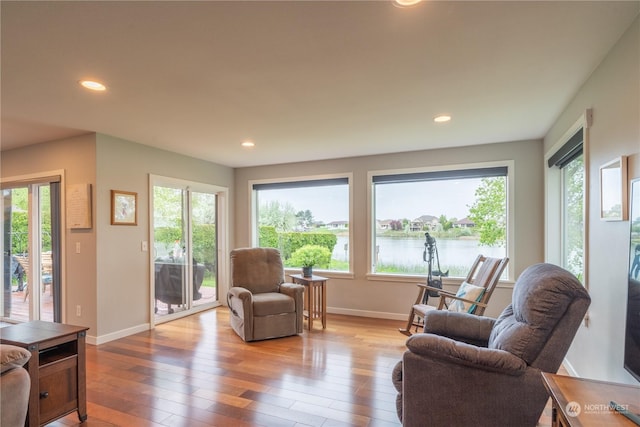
[1,1,638,168]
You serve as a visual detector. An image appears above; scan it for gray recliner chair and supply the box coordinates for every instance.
[1,344,31,427]
[227,247,304,342]
[392,263,591,427]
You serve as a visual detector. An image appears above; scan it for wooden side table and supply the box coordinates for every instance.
[1,321,89,427]
[290,274,328,330]
[542,372,640,426]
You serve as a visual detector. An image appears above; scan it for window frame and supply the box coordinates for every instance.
[544,110,591,289]
[367,161,514,282]
[249,173,354,276]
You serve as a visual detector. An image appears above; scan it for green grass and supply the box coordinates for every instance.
[374,262,469,277]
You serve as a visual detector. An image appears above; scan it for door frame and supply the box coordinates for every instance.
[1,170,66,323]
[148,174,228,327]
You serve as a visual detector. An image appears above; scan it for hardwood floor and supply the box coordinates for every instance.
[46,308,554,427]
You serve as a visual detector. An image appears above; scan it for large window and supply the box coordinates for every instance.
[562,154,585,281]
[252,176,351,273]
[370,165,510,278]
[548,128,585,282]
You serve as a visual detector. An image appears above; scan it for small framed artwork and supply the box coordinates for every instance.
[599,156,628,221]
[111,190,137,225]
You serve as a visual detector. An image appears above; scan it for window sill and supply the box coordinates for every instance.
[366,272,514,288]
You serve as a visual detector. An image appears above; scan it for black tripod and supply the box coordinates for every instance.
[422,232,445,304]
[399,233,448,335]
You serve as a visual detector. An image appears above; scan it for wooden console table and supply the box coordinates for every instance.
[542,372,640,426]
[290,274,328,330]
[1,321,89,427]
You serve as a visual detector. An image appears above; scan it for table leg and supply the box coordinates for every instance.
[77,332,88,422]
[26,345,39,427]
[321,281,326,328]
[308,283,314,330]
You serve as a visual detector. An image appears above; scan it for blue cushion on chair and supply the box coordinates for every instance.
[448,281,485,313]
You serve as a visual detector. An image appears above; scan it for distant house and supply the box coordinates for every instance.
[455,217,475,228]
[409,219,423,232]
[413,215,439,231]
[377,219,393,230]
[327,220,349,230]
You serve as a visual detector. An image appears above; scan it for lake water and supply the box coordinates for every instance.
[333,235,505,271]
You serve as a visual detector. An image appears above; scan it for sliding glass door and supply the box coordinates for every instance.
[151,176,223,323]
[2,178,61,323]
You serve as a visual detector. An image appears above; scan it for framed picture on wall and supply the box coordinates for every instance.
[111,190,137,225]
[600,156,628,221]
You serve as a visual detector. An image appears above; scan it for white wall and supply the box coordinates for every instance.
[235,139,545,320]
[544,17,640,384]
[95,134,234,342]
[1,133,98,333]
[1,133,235,343]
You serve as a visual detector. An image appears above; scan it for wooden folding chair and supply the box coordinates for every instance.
[399,255,509,336]
[16,253,54,301]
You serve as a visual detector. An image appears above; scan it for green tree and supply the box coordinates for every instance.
[153,186,183,228]
[259,200,296,232]
[295,209,314,230]
[390,220,403,231]
[6,186,51,254]
[467,177,506,246]
[438,214,453,231]
[258,226,279,248]
[563,155,584,280]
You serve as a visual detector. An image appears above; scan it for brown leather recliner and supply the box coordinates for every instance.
[227,248,304,342]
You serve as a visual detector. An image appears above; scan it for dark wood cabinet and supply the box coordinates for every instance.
[542,373,640,427]
[1,321,89,426]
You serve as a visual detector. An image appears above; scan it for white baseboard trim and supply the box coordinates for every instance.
[562,357,578,377]
[87,323,150,345]
[85,308,403,345]
[328,307,406,321]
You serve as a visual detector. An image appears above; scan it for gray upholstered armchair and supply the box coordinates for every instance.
[227,248,304,342]
[392,263,591,427]
[1,344,31,427]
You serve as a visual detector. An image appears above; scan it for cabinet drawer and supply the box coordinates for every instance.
[39,355,78,424]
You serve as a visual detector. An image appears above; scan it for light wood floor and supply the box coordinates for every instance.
[47,308,554,427]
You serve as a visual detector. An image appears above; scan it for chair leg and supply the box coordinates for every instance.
[399,306,417,336]
[399,286,427,336]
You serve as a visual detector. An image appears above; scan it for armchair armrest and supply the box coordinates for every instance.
[280,282,304,298]
[227,287,252,317]
[406,333,527,375]
[419,283,488,310]
[436,293,488,310]
[422,310,495,345]
[417,283,456,297]
[280,282,305,330]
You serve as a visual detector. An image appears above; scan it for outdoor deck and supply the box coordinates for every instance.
[4,285,54,322]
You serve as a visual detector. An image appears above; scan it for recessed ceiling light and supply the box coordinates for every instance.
[79,80,106,91]
[241,140,255,148]
[394,0,422,7]
[434,114,452,123]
